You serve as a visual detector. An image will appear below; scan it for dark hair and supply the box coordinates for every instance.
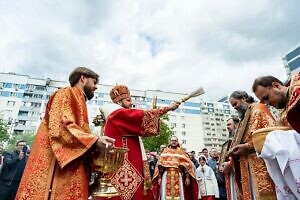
[16,140,26,146]
[227,117,240,124]
[229,90,255,103]
[199,155,206,162]
[252,76,283,93]
[68,67,99,87]
[202,148,208,152]
[170,135,178,141]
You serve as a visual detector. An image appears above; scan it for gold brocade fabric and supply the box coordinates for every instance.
[153,147,196,199]
[280,72,300,130]
[141,107,169,136]
[165,168,181,199]
[16,87,98,200]
[239,103,277,200]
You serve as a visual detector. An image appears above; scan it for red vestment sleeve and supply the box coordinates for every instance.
[105,107,169,137]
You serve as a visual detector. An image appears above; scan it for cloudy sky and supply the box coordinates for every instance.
[0,0,299,100]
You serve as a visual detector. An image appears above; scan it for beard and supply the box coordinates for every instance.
[228,130,234,138]
[276,93,287,109]
[83,85,94,100]
[237,103,248,120]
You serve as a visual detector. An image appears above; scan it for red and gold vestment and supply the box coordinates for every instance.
[225,103,277,200]
[98,105,170,200]
[152,147,198,200]
[285,72,300,132]
[16,87,98,200]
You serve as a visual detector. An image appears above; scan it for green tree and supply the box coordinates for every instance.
[142,115,173,152]
[0,117,9,143]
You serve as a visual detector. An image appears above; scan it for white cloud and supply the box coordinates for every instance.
[0,0,299,100]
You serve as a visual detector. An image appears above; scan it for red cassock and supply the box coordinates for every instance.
[98,105,168,200]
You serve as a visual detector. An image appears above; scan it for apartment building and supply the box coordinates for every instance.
[0,72,236,152]
[283,45,300,78]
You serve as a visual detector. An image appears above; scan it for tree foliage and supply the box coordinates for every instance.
[142,115,172,152]
[5,131,36,152]
[0,117,9,143]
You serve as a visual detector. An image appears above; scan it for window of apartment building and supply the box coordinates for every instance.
[18,120,26,125]
[182,131,186,136]
[181,123,185,128]
[26,84,35,91]
[24,93,33,98]
[223,105,230,109]
[18,111,28,116]
[4,83,12,88]
[170,123,176,129]
[22,102,31,107]
[208,108,214,112]
[10,92,19,97]
[7,101,15,106]
[182,139,186,144]
[32,102,42,107]
[35,85,46,91]
[33,94,43,99]
[207,103,214,107]
[28,111,39,117]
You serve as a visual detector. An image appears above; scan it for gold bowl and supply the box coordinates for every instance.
[252,126,290,153]
[91,147,127,197]
[92,147,127,174]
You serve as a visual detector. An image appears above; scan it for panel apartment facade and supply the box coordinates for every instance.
[0,72,236,152]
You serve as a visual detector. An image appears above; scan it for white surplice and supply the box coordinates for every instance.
[259,129,300,200]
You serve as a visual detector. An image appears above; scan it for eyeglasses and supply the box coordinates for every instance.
[171,140,178,142]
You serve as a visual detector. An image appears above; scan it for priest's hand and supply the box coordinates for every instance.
[185,176,190,186]
[223,161,231,174]
[95,136,115,151]
[229,143,249,156]
[158,177,162,186]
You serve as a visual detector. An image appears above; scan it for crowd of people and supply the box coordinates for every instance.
[0,66,299,200]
